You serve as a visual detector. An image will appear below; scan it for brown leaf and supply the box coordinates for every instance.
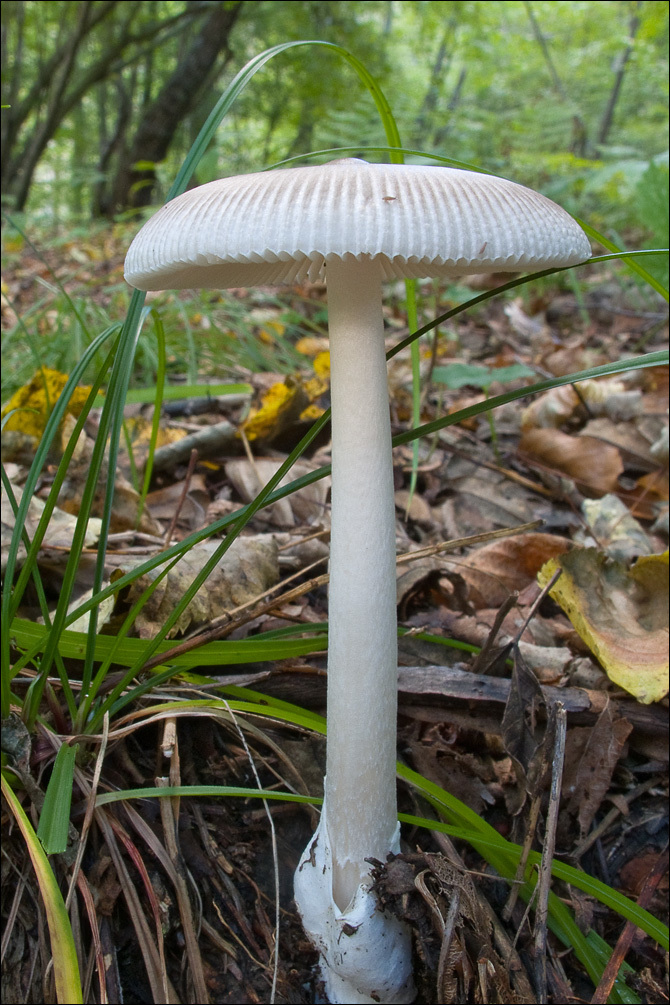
[225,459,329,528]
[578,416,661,470]
[453,532,572,608]
[145,476,209,531]
[562,706,633,839]
[123,536,279,638]
[519,429,623,496]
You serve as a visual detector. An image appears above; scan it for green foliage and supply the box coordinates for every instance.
[2,1,668,223]
[432,361,536,390]
[635,160,670,288]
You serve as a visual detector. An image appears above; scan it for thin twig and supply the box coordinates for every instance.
[163,447,199,548]
[502,793,543,923]
[512,567,562,645]
[533,703,567,1003]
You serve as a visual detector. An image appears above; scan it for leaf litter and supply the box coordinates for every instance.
[1,232,669,1003]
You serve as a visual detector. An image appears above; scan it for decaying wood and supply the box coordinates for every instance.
[211,662,668,753]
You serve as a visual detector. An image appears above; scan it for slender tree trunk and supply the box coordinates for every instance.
[6,2,106,210]
[106,0,244,214]
[596,1,642,147]
[432,67,467,149]
[92,75,135,217]
[2,1,202,212]
[523,0,568,99]
[411,28,451,148]
[523,0,590,154]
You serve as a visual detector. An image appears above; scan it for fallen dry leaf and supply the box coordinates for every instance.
[521,384,583,430]
[225,458,329,528]
[1,367,94,438]
[519,429,624,496]
[562,705,633,839]
[121,535,279,638]
[438,471,542,540]
[1,480,101,574]
[580,494,655,560]
[451,532,572,608]
[578,416,662,470]
[538,548,669,704]
[145,476,209,531]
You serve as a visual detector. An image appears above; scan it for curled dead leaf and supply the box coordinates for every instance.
[538,549,669,704]
[225,458,329,529]
[450,532,572,608]
[122,535,279,639]
[519,429,623,496]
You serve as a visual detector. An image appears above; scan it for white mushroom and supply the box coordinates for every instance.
[124,158,591,1004]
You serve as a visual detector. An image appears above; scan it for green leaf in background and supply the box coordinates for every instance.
[432,361,537,390]
[93,381,252,407]
[635,161,670,290]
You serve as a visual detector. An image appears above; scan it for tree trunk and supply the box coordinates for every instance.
[523,0,590,155]
[1,1,203,213]
[596,1,642,147]
[4,2,118,211]
[411,29,451,148]
[106,0,244,214]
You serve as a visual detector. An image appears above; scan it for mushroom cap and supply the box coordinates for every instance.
[124,158,591,290]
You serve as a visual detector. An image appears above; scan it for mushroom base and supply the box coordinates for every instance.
[294,804,415,1005]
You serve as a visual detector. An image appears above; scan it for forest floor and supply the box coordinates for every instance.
[1,228,669,1003]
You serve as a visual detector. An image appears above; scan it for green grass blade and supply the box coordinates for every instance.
[95,784,320,807]
[270,145,492,172]
[1,331,119,719]
[94,382,252,407]
[387,251,669,361]
[577,220,669,300]
[138,309,167,519]
[89,768,666,951]
[392,350,668,447]
[1,775,83,1004]
[18,349,662,652]
[167,40,402,202]
[10,617,327,677]
[37,742,78,855]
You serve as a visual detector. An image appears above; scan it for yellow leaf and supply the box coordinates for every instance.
[312,351,331,378]
[242,381,299,441]
[295,336,329,357]
[538,549,669,704]
[1,368,94,439]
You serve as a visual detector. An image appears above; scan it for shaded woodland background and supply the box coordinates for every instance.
[1,0,668,229]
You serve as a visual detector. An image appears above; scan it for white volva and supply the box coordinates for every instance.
[124,159,591,1003]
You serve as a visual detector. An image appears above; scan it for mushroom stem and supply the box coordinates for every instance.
[294,257,413,1004]
[324,255,399,910]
